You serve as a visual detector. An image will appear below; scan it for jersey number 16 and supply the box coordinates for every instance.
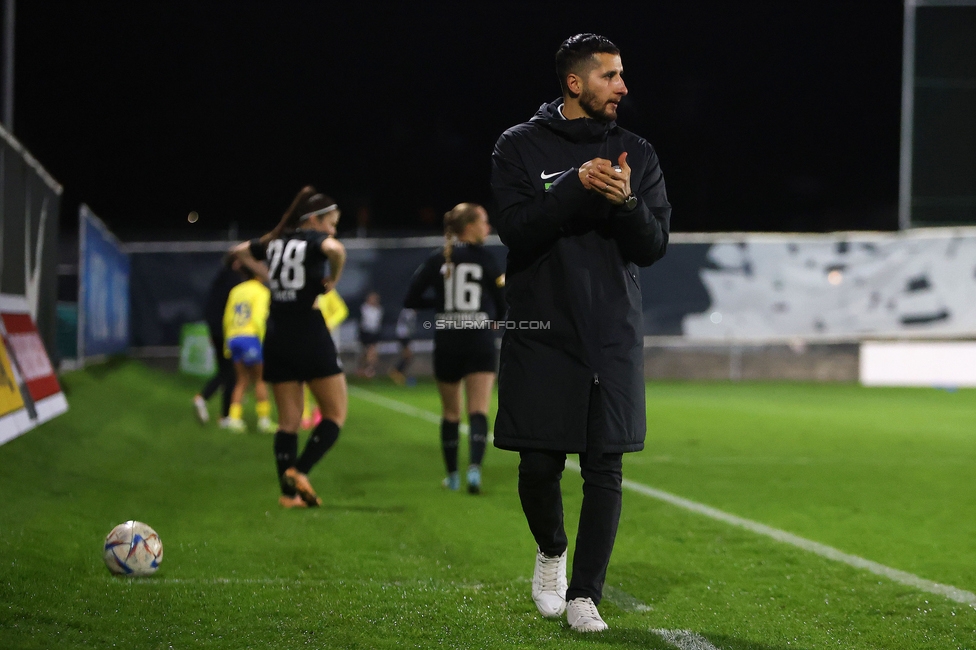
[444,262,482,311]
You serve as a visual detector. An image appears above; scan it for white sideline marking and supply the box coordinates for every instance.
[350,387,976,609]
[603,585,652,612]
[350,385,494,439]
[349,386,442,425]
[653,629,722,650]
[596,462,976,608]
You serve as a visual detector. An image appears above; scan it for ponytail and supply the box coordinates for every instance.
[260,185,317,246]
[443,232,456,279]
[442,202,484,279]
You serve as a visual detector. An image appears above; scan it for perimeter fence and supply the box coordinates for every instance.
[86,227,976,386]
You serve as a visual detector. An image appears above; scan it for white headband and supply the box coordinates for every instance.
[299,204,338,221]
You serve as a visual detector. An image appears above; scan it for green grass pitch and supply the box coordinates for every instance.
[1,360,975,648]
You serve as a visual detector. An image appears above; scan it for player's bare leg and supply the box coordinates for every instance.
[252,365,275,432]
[279,374,346,507]
[308,373,348,428]
[226,362,250,432]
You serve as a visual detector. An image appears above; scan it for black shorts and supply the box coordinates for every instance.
[433,333,497,383]
[263,312,343,383]
[359,330,381,346]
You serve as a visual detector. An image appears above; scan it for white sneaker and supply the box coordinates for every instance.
[193,395,209,423]
[225,418,246,433]
[566,597,608,632]
[257,417,276,433]
[531,548,567,618]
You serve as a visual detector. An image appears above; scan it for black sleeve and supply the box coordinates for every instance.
[249,238,267,261]
[490,129,590,256]
[403,255,440,310]
[610,142,671,267]
[309,232,331,269]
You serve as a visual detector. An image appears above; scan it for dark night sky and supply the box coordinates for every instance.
[15,1,904,240]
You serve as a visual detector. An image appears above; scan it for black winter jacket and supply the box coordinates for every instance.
[490,99,671,453]
[204,265,244,340]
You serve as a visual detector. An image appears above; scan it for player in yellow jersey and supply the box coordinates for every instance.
[223,266,274,433]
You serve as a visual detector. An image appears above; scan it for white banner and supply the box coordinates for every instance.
[681,228,976,341]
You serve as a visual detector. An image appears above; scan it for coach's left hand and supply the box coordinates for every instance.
[581,152,631,205]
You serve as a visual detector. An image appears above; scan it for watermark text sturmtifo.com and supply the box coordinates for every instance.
[423,320,551,331]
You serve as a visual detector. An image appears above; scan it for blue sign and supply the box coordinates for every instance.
[79,205,130,358]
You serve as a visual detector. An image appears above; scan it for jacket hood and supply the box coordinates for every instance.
[529,98,617,143]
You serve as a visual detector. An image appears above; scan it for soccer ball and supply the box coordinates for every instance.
[103,520,164,576]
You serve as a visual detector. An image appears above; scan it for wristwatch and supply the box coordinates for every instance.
[623,194,638,211]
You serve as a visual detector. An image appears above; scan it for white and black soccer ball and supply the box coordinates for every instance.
[103,520,164,576]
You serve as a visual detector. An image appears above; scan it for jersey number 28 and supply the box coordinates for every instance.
[267,239,307,290]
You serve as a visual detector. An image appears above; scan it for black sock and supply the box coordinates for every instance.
[219,366,235,418]
[296,419,340,475]
[274,431,298,496]
[469,412,488,467]
[441,419,459,474]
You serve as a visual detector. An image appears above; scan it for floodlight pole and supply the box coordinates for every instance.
[898,0,916,231]
[1,0,13,132]
[899,0,976,230]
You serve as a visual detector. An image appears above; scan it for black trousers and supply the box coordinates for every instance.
[516,386,624,605]
[518,449,622,605]
[200,331,234,419]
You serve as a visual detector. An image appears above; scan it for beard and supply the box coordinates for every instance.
[579,87,618,123]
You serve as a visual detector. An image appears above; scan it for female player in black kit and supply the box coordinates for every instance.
[404,203,505,494]
[232,186,347,508]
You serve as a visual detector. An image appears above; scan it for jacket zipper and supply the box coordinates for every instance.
[627,269,640,291]
[593,373,600,385]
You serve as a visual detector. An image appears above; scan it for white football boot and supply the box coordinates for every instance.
[531,548,567,617]
[193,395,209,423]
[566,597,608,632]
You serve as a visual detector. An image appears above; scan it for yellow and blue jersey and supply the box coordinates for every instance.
[223,279,270,356]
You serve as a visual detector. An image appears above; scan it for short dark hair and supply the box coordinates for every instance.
[555,34,620,94]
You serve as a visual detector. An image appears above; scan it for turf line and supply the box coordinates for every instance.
[600,466,976,608]
[349,386,469,434]
[350,386,976,609]
[652,629,722,650]
[603,585,653,612]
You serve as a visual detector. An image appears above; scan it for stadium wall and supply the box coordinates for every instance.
[123,228,976,383]
[0,125,68,445]
[0,123,62,361]
[77,205,130,363]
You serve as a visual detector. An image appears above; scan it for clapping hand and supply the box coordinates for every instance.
[578,152,631,206]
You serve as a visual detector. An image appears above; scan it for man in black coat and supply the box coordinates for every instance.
[192,256,244,425]
[490,33,671,632]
